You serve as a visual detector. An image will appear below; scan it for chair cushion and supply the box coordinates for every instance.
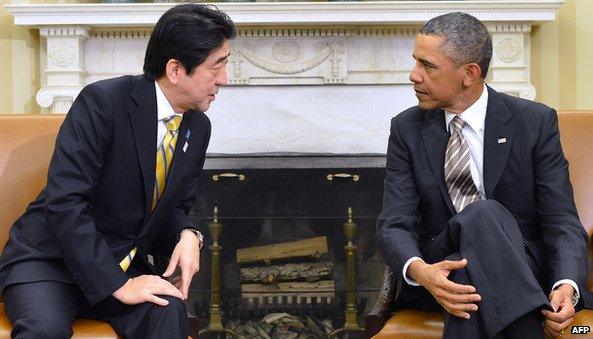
[0,302,118,339]
[371,309,443,339]
[373,308,593,338]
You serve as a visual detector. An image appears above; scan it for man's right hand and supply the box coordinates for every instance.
[408,258,481,319]
[112,275,184,306]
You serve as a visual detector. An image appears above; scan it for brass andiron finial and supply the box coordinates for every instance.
[198,207,237,338]
[331,207,364,337]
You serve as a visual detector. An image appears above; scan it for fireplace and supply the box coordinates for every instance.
[187,156,385,336]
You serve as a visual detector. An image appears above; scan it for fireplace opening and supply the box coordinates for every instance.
[187,155,386,338]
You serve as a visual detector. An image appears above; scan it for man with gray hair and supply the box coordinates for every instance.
[377,12,590,338]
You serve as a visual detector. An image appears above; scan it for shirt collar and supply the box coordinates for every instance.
[445,84,488,134]
[154,81,179,122]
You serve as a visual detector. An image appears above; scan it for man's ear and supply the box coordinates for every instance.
[462,63,482,87]
[165,59,182,85]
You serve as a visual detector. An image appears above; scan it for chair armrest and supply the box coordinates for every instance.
[365,265,397,338]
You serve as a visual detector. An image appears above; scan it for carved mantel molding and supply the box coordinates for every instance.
[6,1,563,26]
[5,1,563,154]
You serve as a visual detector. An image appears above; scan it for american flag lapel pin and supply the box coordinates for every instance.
[498,137,507,144]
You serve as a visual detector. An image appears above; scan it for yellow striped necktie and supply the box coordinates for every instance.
[119,115,183,271]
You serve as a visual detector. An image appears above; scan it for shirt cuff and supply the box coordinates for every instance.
[402,256,424,286]
[552,279,580,307]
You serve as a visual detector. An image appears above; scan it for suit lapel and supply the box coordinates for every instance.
[128,76,158,222]
[421,109,456,215]
[483,87,516,198]
[165,112,192,192]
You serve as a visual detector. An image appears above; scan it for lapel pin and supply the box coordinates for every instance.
[183,130,191,153]
[498,137,507,144]
[147,254,155,266]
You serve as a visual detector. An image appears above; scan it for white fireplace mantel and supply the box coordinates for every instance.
[6,1,563,155]
[7,1,563,26]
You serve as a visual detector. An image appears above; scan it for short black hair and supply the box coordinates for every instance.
[420,12,492,79]
[143,3,236,79]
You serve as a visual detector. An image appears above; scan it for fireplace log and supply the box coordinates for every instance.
[240,261,333,283]
[227,313,333,338]
[241,280,335,299]
[236,236,327,264]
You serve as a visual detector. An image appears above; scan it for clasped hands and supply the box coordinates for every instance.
[408,259,575,337]
[112,229,201,306]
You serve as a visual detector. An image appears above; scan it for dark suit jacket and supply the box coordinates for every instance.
[377,86,589,307]
[0,75,211,305]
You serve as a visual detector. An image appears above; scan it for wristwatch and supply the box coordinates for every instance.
[573,290,580,307]
[181,227,204,250]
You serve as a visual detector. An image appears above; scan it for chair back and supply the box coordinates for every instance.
[558,112,593,234]
[0,115,65,247]
[557,111,593,289]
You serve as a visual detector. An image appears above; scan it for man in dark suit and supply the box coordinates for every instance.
[0,4,235,338]
[377,12,588,338]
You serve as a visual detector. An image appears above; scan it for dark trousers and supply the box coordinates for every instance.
[400,200,551,339]
[2,262,188,339]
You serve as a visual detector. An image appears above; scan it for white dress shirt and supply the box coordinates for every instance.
[154,81,182,150]
[401,85,579,305]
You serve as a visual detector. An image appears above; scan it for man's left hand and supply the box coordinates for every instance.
[162,229,201,300]
[542,284,575,337]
